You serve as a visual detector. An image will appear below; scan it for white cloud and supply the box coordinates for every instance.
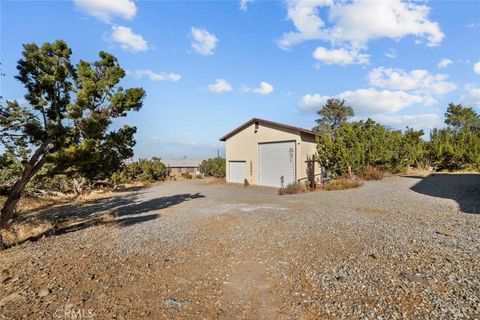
[460,85,480,108]
[385,48,397,59]
[278,0,331,49]
[474,60,480,75]
[367,67,456,95]
[327,0,444,47]
[336,89,435,114]
[207,79,233,93]
[437,58,453,69]
[74,0,137,23]
[243,81,274,95]
[191,27,218,55]
[130,70,181,82]
[300,94,330,108]
[111,25,148,52]
[279,0,444,56]
[373,113,443,131]
[313,46,369,65]
[239,0,254,11]
[300,89,435,115]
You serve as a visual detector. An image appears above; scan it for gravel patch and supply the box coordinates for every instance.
[0,174,479,319]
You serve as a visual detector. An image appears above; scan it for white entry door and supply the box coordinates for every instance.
[228,161,246,183]
[258,141,296,188]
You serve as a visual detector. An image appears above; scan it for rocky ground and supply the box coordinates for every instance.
[0,174,479,319]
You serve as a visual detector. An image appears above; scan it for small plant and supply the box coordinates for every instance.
[324,178,362,191]
[195,174,203,179]
[278,182,309,195]
[361,166,384,180]
[181,172,192,179]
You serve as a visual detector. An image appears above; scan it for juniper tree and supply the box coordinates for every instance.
[313,98,354,134]
[0,41,145,244]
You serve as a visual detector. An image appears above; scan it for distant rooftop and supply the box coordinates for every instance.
[163,159,202,168]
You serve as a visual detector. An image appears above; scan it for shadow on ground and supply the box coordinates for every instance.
[8,192,205,246]
[409,173,480,214]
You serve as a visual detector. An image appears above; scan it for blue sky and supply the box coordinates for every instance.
[1,0,480,159]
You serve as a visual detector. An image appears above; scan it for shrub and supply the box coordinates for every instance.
[199,157,226,178]
[316,119,426,177]
[278,182,309,195]
[324,178,362,191]
[361,166,384,180]
[181,172,192,179]
[110,157,167,184]
[195,174,203,179]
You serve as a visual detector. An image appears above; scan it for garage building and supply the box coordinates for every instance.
[220,118,321,188]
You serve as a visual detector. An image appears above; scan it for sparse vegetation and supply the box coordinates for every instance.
[323,178,363,191]
[278,182,309,195]
[360,166,385,181]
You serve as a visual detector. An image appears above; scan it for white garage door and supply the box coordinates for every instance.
[258,141,296,188]
[228,161,246,183]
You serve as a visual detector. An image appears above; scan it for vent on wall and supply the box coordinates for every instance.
[254,121,259,133]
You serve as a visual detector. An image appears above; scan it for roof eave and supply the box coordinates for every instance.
[219,118,319,141]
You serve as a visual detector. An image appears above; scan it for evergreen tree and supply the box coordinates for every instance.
[0,41,145,242]
[313,98,354,134]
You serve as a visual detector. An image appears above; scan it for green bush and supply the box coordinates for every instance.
[428,127,480,171]
[111,157,167,184]
[199,157,226,178]
[317,119,425,177]
[316,102,480,175]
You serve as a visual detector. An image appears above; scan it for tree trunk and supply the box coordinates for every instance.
[0,234,6,250]
[347,165,352,179]
[0,142,49,230]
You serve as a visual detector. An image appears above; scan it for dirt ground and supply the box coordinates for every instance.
[0,174,479,319]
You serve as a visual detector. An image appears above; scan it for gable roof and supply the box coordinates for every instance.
[219,118,319,141]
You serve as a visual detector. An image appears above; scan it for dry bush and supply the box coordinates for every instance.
[278,182,309,195]
[361,166,385,180]
[0,220,54,246]
[181,172,192,179]
[0,195,73,214]
[404,167,432,177]
[324,178,362,191]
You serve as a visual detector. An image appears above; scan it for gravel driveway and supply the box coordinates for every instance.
[1,174,479,319]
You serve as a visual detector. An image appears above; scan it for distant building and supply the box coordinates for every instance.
[164,159,201,177]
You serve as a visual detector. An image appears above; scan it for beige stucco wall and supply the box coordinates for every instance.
[225,122,321,185]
